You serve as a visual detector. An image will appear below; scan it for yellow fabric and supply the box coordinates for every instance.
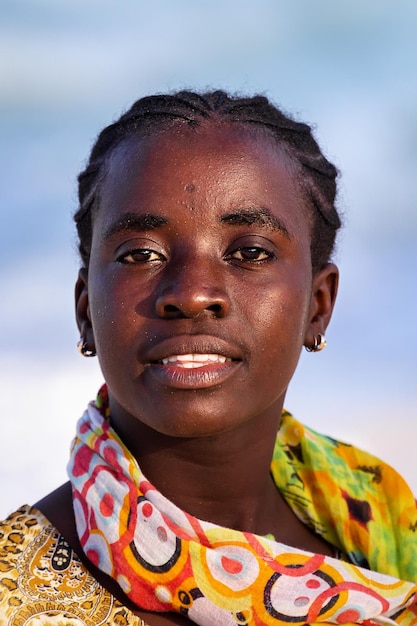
[0,506,145,625]
[272,413,417,581]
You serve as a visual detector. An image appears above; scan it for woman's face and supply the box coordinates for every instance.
[76,124,337,437]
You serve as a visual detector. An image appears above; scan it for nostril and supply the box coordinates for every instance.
[163,304,180,314]
[208,303,224,315]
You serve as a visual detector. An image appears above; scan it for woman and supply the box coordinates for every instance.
[1,90,416,625]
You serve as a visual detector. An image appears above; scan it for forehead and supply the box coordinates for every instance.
[107,122,294,179]
[96,122,310,234]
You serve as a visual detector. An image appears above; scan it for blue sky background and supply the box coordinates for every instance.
[1,0,416,518]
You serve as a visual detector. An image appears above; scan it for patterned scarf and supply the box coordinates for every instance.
[68,386,417,625]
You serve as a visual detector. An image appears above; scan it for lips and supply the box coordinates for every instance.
[142,335,243,390]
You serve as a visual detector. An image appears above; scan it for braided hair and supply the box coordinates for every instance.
[75,90,341,273]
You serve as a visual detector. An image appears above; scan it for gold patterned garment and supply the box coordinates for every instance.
[0,506,145,625]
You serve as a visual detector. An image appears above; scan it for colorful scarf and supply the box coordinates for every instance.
[68,386,417,625]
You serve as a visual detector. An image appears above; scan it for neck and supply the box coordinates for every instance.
[110,404,284,536]
[106,397,339,555]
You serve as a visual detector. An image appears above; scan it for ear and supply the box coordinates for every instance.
[304,263,339,350]
[75,267,96,353]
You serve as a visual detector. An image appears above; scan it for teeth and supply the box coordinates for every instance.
[161,354,230,367]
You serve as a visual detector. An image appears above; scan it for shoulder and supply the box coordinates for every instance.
[0,505,144,624]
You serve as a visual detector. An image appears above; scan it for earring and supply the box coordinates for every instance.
[305,333,327,353]
[77,337,96,357]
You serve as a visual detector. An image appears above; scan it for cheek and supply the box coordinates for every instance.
[88,269,145,350]
[246,273,312,342]
[250,298,311,397]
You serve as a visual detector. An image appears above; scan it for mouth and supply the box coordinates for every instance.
[143,336,243,390]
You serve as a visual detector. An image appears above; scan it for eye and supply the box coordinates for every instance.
[116,248,164,264]
[227,246,275,263]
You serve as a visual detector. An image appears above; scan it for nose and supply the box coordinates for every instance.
[155,261,231,319]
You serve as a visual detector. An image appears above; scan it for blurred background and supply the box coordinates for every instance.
[1,0,416,519]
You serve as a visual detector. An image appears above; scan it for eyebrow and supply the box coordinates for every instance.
[101,212,168,242]
[220,207,291,239]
